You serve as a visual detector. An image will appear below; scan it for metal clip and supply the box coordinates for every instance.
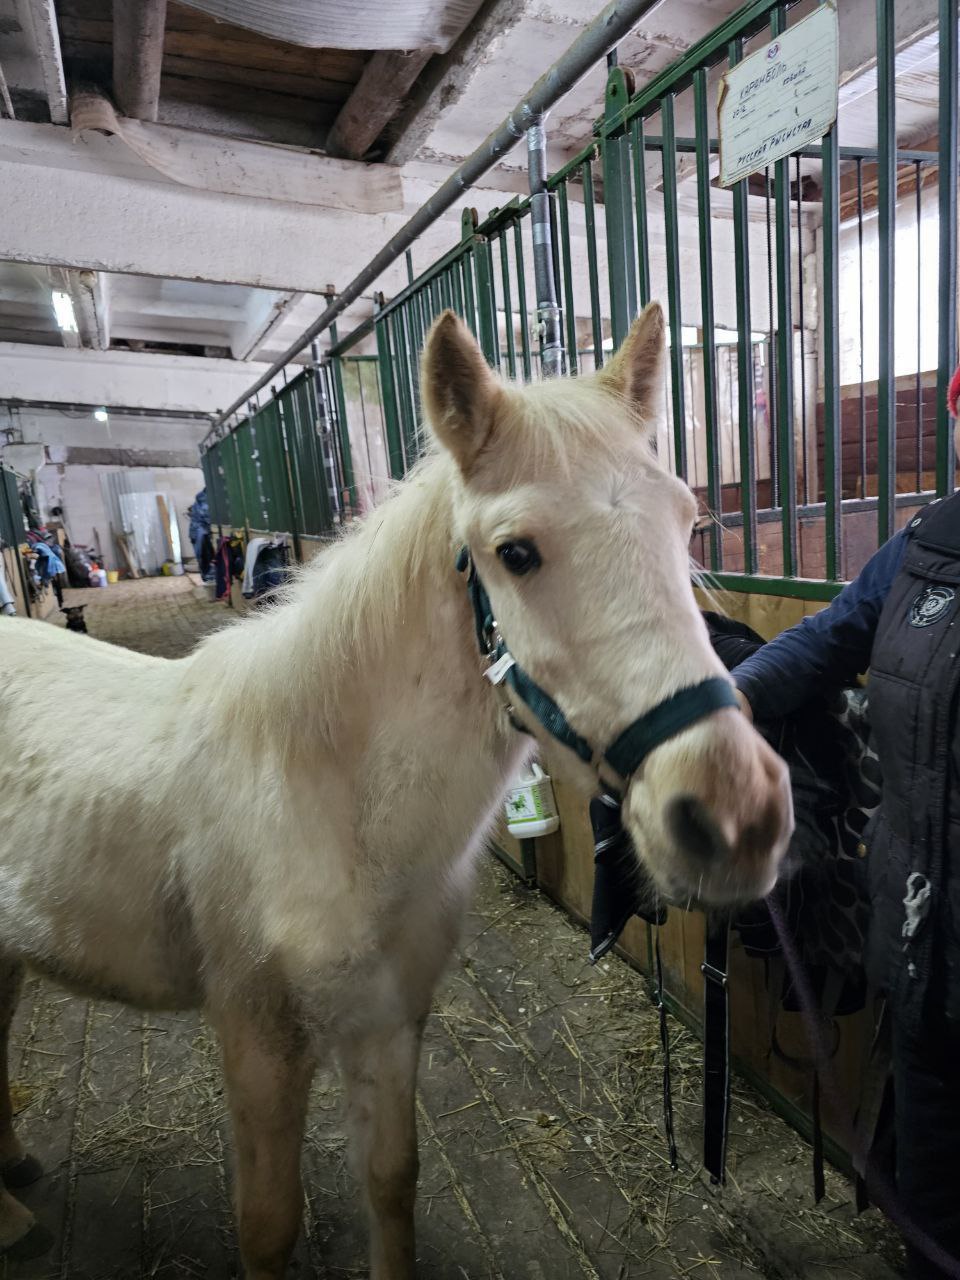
[485,651,516,686]
[700,961,728,989]
[901,872,932,942]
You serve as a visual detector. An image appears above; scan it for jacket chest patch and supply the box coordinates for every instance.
[908,584,956,628]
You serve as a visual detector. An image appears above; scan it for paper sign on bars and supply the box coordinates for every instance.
[718,3,839,188]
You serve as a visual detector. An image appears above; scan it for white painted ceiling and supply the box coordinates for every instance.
[0,0,947,413]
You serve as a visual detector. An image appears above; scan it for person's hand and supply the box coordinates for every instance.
[734,688,754,722]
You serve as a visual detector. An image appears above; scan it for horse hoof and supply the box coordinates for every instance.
[2,1222,55,1261]
[1,1154,43,1188]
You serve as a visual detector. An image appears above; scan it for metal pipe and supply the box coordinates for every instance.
[527,118,564,379]
[0,398,211,422]
[207,0,665,438]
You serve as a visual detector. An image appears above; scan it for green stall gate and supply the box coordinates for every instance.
[199,0,959,1164]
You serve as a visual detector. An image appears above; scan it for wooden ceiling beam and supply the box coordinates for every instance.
[15,0,69,124]
[385,0,523,165]
[325,50,432,161]
[112,0,167,121]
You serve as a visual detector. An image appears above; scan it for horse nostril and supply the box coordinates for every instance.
[666,795,724,863]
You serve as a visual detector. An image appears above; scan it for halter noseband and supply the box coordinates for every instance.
[457,547,737,785]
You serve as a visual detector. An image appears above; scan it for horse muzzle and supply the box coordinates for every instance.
[621,713,794,907]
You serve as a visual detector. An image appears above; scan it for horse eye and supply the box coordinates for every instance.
[497,539,541,576]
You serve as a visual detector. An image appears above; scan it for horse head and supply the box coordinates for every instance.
[422,303,793,907]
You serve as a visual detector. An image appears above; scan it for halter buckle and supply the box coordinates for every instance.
[485,651,516,685]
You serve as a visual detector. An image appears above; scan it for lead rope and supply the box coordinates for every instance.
[765,895,960,1279]
[654,928,679,1171]
[701,921,731,1185]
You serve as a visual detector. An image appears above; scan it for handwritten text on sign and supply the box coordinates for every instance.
[718,3,839,188]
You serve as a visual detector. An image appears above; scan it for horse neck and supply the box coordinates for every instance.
[205,455,506,768]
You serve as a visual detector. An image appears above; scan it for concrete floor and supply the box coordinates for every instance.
[3,578,904,1279]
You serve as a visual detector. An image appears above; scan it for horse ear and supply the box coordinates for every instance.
[422,310,503,472]
[597,301,665,416]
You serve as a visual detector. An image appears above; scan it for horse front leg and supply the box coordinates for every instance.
[339,1018,424,1280]
[0,959,40,1186]
[216,1011,316,1280]
[0,958,50,1260]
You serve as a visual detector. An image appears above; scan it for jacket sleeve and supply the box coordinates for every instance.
[731,529,909,722]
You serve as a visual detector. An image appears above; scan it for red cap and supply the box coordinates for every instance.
[949,365,960,419]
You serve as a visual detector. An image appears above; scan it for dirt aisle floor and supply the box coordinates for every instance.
[4,578,905,1279]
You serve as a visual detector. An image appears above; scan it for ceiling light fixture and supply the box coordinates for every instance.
[51,290,78,333]
[93,408,109,423]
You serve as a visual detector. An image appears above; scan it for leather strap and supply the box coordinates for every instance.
[655,931,679,1171]
[458,547,737,782]
[702,922,731,1185]
[604,677,738,778]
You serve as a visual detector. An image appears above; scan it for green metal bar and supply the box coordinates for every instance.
[795,155,808,506]
[631,116,651,307]
[328,332,356,511]
[915,162,923,495]
[462,250,478,338]
[557,182,579,376]
[772,5,796,576]
[545,143,597,193]
[702,572,844,602]
[498,232,518,379]
[375,314,405,480]
[357,243,473,335]
[581,158,604,370]
[876,0,896,544]
[661,92,687,478]
[628,137,937,164]
[937,0,959,496]
[603,0,796,137]
[474,237,499,367]
[475,195,528,236]
[400,304,423,461]
[765,170,779,506]
[352,356,377,501]
[452,258,465,318]
[729,39,757,577]
[602,67,638,347]
[406,293,425,426]
[694,68,721,571]
[486,238,502,368]
[512,220,533,380]
[821,118,842,580]
[390,310,415,472]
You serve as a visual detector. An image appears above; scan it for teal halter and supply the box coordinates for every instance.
[456,547,737,784]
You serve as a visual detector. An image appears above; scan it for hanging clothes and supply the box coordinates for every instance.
[250,541,289,601]
[0,555,16,616]
[214,535,244,602]
[188,489,214,579]
[242,537,273,598]
[30,540,66,582]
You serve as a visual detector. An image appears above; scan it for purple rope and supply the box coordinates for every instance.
[765,894,960,1279]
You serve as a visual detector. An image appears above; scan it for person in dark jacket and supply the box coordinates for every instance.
[731,367,960,1279]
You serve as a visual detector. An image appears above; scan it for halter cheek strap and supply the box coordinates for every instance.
[457,547,738,782]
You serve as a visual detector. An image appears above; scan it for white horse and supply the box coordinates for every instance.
[0,303,792,1279]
